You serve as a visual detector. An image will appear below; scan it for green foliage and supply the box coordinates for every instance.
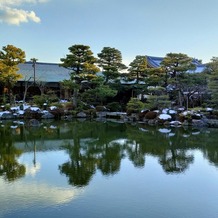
[64,102,74,110]
[144,95,171,110]
[96,105,108,112]
[46,90,59,102]
[32,95,48,107]
[96,85,117,105]
[60,44,100,108]
[50,102,64,109]
[97,47,126,83]
[208,70,218,108]
[0,45,26,98]
[61,79,77,90]
[81,82,117,105]
[161,53,196,78]
[106,102,122,112]
[0,44,26,66]
[126,98,144,114]
[160,53,203,107]
[81,89,96,105]
[60,44,99,80]
[204,57,218,108]
[0,103,11,110]
[32,92,58,107]
[128,55,148,84]
[147,86,165,95]
[146,67,166,87]
[83,109,96,117]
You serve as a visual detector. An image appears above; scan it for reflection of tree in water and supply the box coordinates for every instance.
[125,140,145,168]
[201,129,218,167]
[2,120,218,187]
[59,140,96,187]
[59,121,126,187]
[59,122,203,187]
[58,120,95,187]
[203,149,218,167]
[159,149,194,174]
[126,125,196,172]
[97,142,123,175]
[0,125,26,182]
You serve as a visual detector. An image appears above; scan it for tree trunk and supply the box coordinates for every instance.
[23,82,29,103]
[73,88,78,108]
[178,90,183,107]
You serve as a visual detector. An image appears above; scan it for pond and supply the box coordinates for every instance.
[0,119,218,218]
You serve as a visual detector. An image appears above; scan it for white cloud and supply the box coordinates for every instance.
[0,0,49,6]
[0,0,48,25]
[0,6,41,25]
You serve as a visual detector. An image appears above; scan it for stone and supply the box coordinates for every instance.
[148,119,156,125]
[29,119,40,127]
[158,114,172,121]
[192,119,208,127]
[41,112,55,119]
[145,111,157,119]
[207,119,218,128]
[170,121,182,126]
[77,112,87,118]
[1,112,14,119]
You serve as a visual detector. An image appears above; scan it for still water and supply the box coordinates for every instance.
[0,119,218,218]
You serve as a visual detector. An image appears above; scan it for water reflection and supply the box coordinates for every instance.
[0,124,26,182]
[0,178,81,210]
[0,120,218,187]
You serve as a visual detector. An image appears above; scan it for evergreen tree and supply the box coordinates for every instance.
[128,55,148,84]
[97,47,126,84]
[207,57,218,108]
[160,53,196,107]
[0,45,26,103]
[81,77,117,105]
[60,44,99,107]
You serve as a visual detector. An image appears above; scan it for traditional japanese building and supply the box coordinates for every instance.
[15,62,71,100]
[15,56,207,101]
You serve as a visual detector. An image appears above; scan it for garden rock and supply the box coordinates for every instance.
[29,119,41,127]
[144,111,157,119]
[1,111,14,119]
[77,112,87,118]
[41,111,55,119]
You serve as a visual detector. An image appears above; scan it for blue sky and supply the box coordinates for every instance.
[1,0,218,65]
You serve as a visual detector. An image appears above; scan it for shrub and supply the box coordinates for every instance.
[96,105,108,112]
[106,102,122,112]
[64,102,74,111]
[32,95,47,107]
[83,109,96,117]
[144,95,171,110]
[46,90,59,103]
[50,102,63,109]
[126,98,144,114]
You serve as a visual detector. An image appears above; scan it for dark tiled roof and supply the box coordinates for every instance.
[17,56,206,84]
[18,62,71,82]
[147,56,163,68]
[146,55,206,73]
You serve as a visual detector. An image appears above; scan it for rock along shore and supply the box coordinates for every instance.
[1,105,218,128]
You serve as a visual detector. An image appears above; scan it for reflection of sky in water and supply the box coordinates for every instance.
[24,162,41,177]
[1,125,218,218]
[0,150,85,217]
